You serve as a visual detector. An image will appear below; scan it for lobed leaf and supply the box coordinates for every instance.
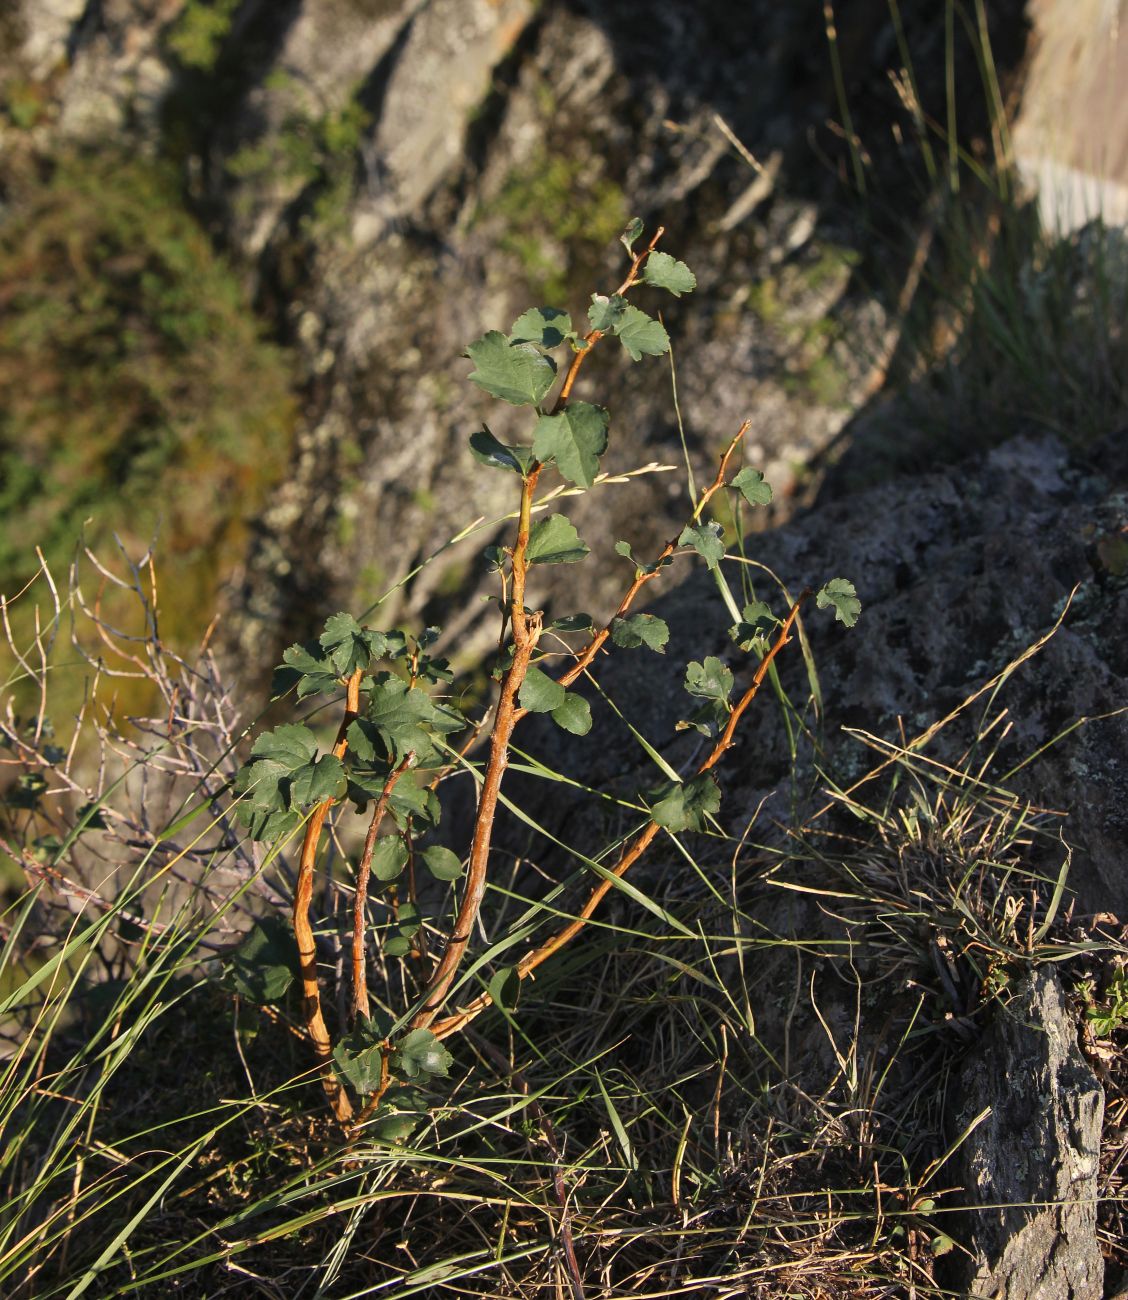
[467,330,556,406]
[614,305,670,361]
[510,306,572,349]
[650,774,722,832]
[678,520,726,571]
[729,599,777,650]
[526,514,589,565]
[643,250,696,297]
[817,578,861,628]
[225,918,297,1004]
[610,613,669,653]
[333,1016,392,1094]
[276,643,341,699]
[349,675,464,768]
[288,753,346,808]
[684,656,733,702]
[588,293,628,333]
[394,1027,454,1079]
[320,612,386,677]
[731,467,773,507]
[532,402,609,488]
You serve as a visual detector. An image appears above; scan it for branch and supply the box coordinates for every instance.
[516,419,751,721]
[407,234,669,1033]
[293,665,363,1123]
[409,473,543,1031]
[430,591,809,1041]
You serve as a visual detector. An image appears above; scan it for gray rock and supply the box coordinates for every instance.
[952,967,1104,1300]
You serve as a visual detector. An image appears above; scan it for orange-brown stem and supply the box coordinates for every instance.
[407,235,669,1033]
[351,753,413,1022]
[431,591,808,1041]
[409,474,543,1031]
[294,666,363,1122]
[515,419,751,722]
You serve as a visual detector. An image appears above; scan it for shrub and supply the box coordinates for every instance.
[217,221,859,1129]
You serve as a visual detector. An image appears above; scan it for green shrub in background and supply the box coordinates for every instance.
[0,151,295,644]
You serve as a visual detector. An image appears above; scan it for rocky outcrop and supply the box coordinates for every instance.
[1,0,1033,672]
[952,968,1105,1299]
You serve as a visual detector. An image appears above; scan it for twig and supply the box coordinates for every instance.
[431,591,809,1040]
[528,419,751,712]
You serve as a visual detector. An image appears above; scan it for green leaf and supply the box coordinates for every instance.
[729,600,777,650]
[233,725,345,840]
[817,578,861,628]
[350,675,465,767]
[532,402,609,488]
[518,666,567,714]
[289,753,346,807]
[422,845,464,881]
[677,699,729,738]
[684,656,733,702]
[510,306,572,348]
[614,305,670,361]
[730,467,773,507]
[482,544,506,572]
[383,935,412,957]
[75,801,108,831]
[526,514,589,565]
[610,614,669,653]
[469,428,534,475]
[466,330,556,406]
[588,293,628,333]
[249,724,318,769]
[551,693,592,736]
[678,521,726,570]
[372,835,408,883]
[547,613,594,632]
[387,771,441,828]
[396,902,421,934]
[650,774,722,832]
[320,612,386,677]
[225,917,298,1004]
[487,966,521,1012]
[394,1027,454,1079]
[348,768,439,828]
[643,250,696,297]
[613,539,672,577]
[276,642,340,699]
[620,217,645,252]
[333,1016,392,1093]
